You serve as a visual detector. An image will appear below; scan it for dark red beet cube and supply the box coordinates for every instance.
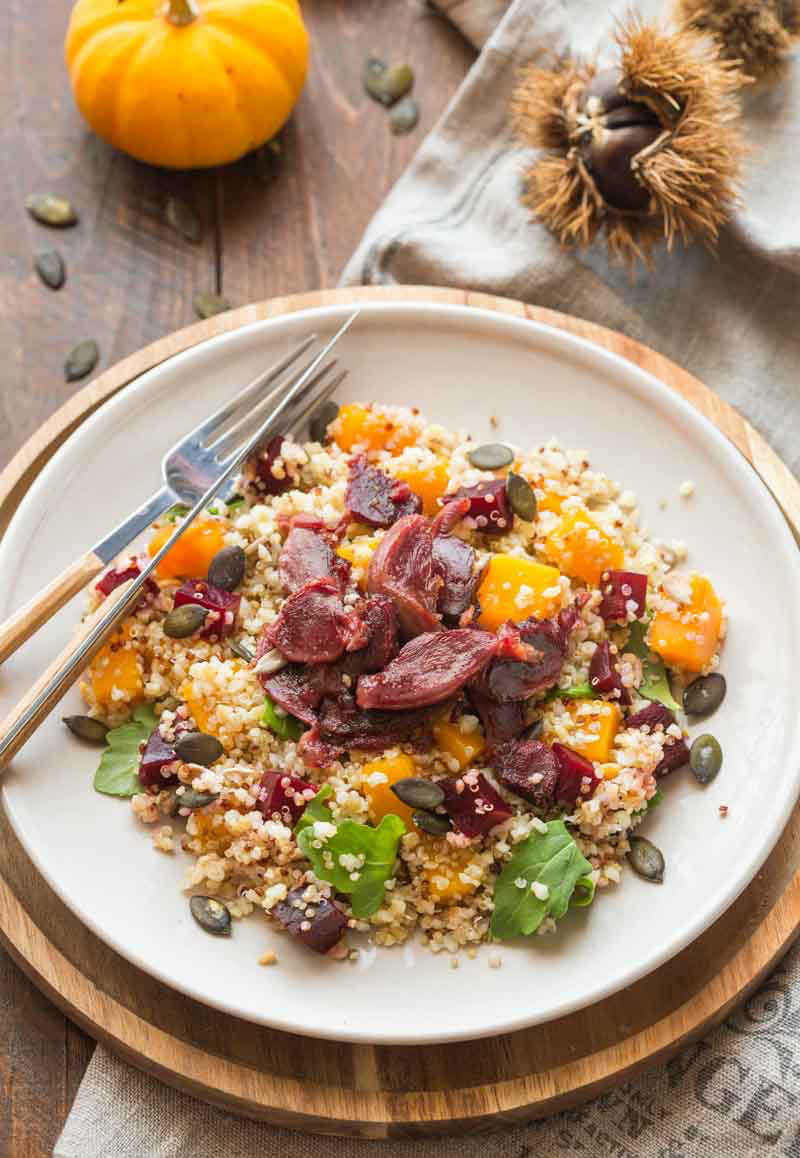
[654,737,690,778]
[249,434,293,495]
[173,580,241,639]
[598,570,647,623]
[256,771,317,826]
[552,743,600,806]
[589,640,630,705]
[440,771,513,837]
[96,557,158,602]
[625,702,675,731]
[272,886,347,954]
[449,479,513,537]
[138,730,178,791]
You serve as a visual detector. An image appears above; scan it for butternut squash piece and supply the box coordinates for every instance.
[650,575,722,673]
[179,680,213,736]
[394,459,449,517]
[476,554,562,632]
[554,700,622,763]
[331,403,416,454]
[362,753,418,829]
[336,535,380,589]
[544,507,624,586]
[148,518,226,580]
[91,636,143,707]
[432,717,486,771]
[420,836,481,903]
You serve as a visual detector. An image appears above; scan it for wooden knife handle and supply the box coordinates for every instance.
[0,550,105,665]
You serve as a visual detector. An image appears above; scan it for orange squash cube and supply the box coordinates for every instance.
[556,700,622,763]
[362,753,418,829]
[394,459,450,517]
[179,680,214,735]
[420,836,481,903]
[544,507,624,586]
[336,536,380,589]
[331,403,416,454]
[650,575,723,674]
[476,554,562,632]
[148,518,226,580]
[91,638,143,707]
[432,717,486,771]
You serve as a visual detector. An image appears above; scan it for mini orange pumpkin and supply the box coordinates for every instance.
[65,0,309,169]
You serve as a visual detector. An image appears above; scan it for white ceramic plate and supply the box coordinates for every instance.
[1,302,798,1045]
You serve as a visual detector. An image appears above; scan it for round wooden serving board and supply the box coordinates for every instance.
[0,286,798,1137]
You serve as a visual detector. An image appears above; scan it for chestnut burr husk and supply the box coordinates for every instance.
[512,17,747,266]
[677,0,800,79]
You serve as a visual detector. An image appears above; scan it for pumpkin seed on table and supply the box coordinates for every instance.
[25,193,78,227]
[363,58,414,106]
[626,835,664,882]
[309,400,339,444]
[467,443,514,470]
[34,248,66,290]
[391,777,445,811]
[163,603,208,638]
[230,637,255,663]
[208,545,246,591]
[62,715,108,745]
[506,471,537,521]
[190,895,231,936]
[193,291,231,320]
[169,787,219,815]
[165,196,203,243]
[389,96,419,135]
[64,340,99,382]
[175,731,224,766]
[690,734,722,784]
[683,673,726,718]
[413,809,452,836]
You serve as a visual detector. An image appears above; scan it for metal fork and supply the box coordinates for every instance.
[0,319,352,666]
[0,311,357,769]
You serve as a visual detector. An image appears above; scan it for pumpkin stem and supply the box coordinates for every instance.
[163,0,199,26]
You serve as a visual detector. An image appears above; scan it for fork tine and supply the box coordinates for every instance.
[186,333,317,447]
[289,369,348,435]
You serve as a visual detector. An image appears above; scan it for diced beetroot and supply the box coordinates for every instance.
[440,771,513,837]
[598,570,647,623]
[491,739,560,809]
[654,736,690,778]
[625,702,675,731]
[272,886,348,954]
[448,479,513,537]
[469,690,527,750]
[138,730,179,791]
[356,629,498,711]
[256,771,317,826]
[346,455,421,528]
[173,580,241,640]
[96,557,158,602]
[250,434,294,496]
[552,743,600,806]
[589,640,630,705]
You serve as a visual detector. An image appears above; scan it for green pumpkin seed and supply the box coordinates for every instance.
[506,472,537,521]
[170,787,219,815]
[627,835,664,882]
[230,637,255,663]
[690,734,722,784]
[309,400,339,444]
[391,777,445,811]
[254,137,282,184]
[25,193,78,227]
[190,895,231,936]
[467,443,514,471]
[163,603,208,639]
[389,96,419,135]
[62,715,109,745]
[193,291,231,320]
[64,340,99,382]
[208,545,245,591]
[175,732,224,766]
[683,674,726,718]
[165,196,203,243]
[34,248,66,289]
[363,58,414,106]
[412,809,452,836]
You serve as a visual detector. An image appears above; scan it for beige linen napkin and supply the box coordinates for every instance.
[55,2,800,1154]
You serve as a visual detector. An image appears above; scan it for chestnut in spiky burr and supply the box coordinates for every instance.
[511,17,748,267]
[677,0,800,79]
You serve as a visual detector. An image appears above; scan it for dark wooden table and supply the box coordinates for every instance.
[0,4,472,1153]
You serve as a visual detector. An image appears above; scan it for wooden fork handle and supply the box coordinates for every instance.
[0,550,105,665]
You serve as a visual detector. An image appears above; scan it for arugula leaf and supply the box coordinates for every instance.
[163,503,190,524]
[626,621,680,712]
[571,874,596,908]
[261,695,305,741]
[645,787,665,813]
[225,496,246,513]
[490,820,592,940]
[297,814,406,918]
[545,681,594,703]
[294,784,333,835]
[93,703,158,797]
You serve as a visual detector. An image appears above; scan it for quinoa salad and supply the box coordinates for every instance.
[70,401,727,961]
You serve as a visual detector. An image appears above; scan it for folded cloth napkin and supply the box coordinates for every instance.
[55,2,800,1155]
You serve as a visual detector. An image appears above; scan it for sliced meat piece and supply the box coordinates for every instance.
[265,578,361,664]
[316,695,441,755]
[297,724,345,769]
[356,629,498,711]
[346,454,422,528]
[432,497,470,536]
[367,514,442,638]
[440,772,513,837]
[491,739,559,809]
[261,663,326,725]
[471,690,528,750]
[474,607,579,703]
[432,534,478,621]
[341,595,398,677]
[272,886,348,954]
[279,525,349,594]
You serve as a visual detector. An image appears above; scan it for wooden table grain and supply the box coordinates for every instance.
[0,4,472,1153]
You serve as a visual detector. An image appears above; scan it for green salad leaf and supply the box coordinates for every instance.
[645,787,665,813]
[93,703,158,797]
[261,694,305,741]
[571,874,596,908]
[294,784,333,835]
[490,820,593,940]
[545,681,594,702]
[297,814,406,918]
[626,621,680,712]
[163,503,190,524]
